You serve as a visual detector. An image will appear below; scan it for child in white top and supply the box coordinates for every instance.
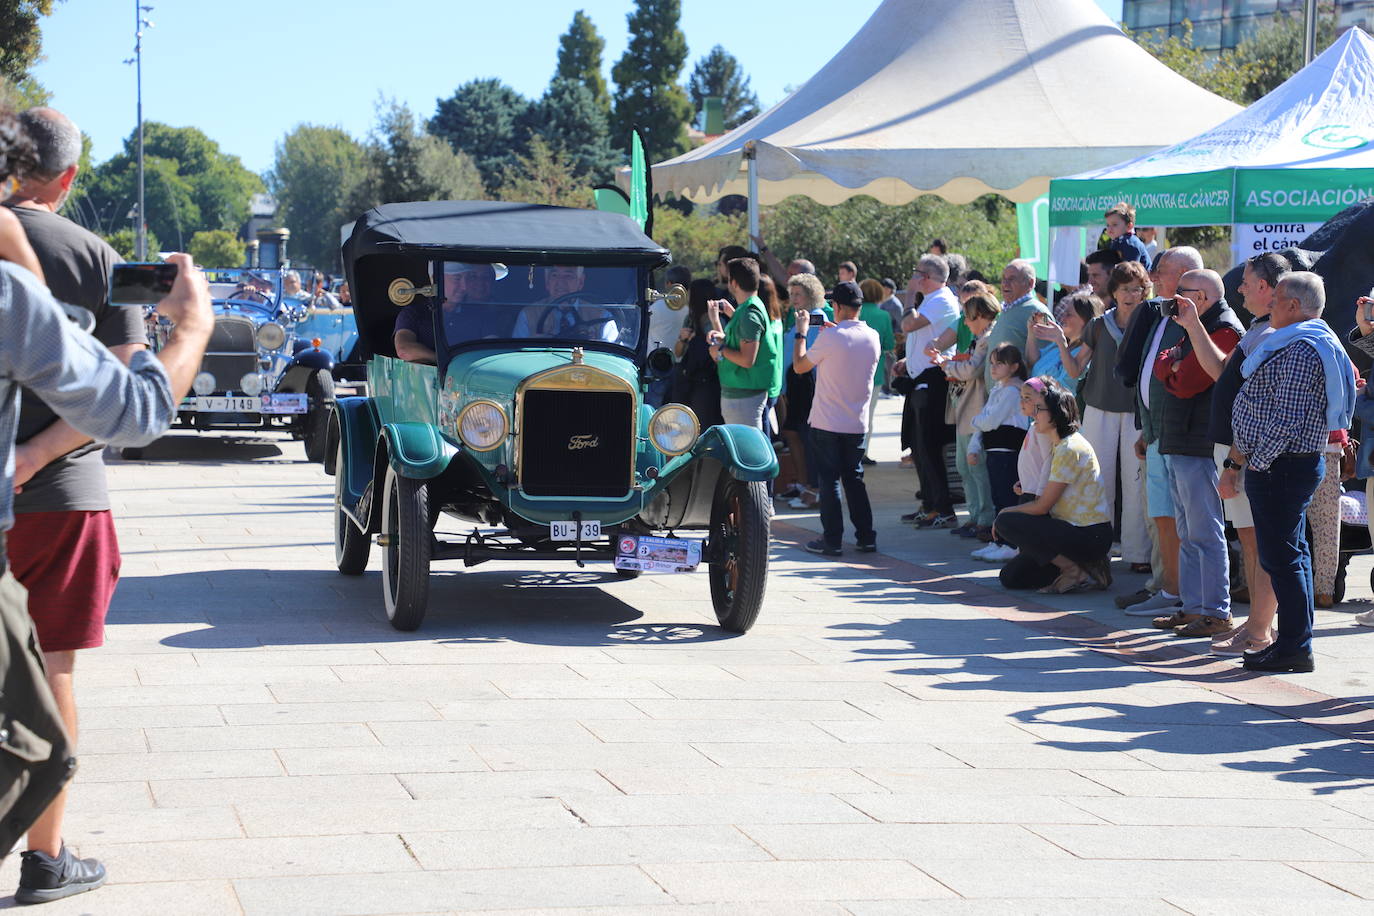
[970,343,1030,560]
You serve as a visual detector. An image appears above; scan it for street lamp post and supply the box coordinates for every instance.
[1304,0,1318,65]
[127,3,154,260]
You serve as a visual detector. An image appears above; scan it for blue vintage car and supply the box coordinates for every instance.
[147,268,342,460]
[327,201,778,633]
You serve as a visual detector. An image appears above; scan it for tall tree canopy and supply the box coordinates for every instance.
[365,99,483,207]
[556,11,609,114]
[429,78,531,194]
[499,137,590,209]
[522,78,617,182]
[611,0,693,162]
[0,0,54,83]
[81,123,262,252]
[268,125,369,270]
[687,45,760,131]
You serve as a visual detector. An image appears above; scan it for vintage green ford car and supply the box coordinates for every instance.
[326,201,777,632]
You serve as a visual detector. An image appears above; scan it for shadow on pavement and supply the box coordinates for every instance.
[114,566,739,650]
[106,432,296,464]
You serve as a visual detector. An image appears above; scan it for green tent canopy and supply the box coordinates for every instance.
[1049,28,1374,228]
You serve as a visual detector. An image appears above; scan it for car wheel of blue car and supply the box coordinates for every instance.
[334,438,371,576]
[302,370,334,463]
[708,475,770,633]
[381,463,431,631]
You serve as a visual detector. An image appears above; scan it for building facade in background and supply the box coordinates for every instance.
[1123,0,1374,52]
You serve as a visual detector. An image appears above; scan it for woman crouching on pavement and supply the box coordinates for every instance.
[995,376,1114,594]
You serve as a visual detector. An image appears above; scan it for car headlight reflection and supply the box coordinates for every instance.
[648,404,699,456]
[457,400,508,451]
[239,373,264,396]
[192,371,216,395]
[256,322,287,350]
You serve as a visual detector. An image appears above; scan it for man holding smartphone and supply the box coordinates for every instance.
[2,108,212,903]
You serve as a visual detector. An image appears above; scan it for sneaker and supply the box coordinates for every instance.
[855,542,877,553]
[1115,588,1154,610]
[916,513,958,530]
[861,456,876,466]
[1174,615,1233,638]
[900,510,926,524]
[776,484,802,499]
[803,539,842,557]
[974,525,995,542]
[950,522,976,537]
[16,846,107,905]
[971,543,998,560]
[980,544,1019,563]
[1357,609,1374,627]
[1123,590,1182,617]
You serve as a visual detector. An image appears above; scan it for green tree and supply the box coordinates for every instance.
[556,11,609,114]
[650,204,745,277]
[83,123,263,249]
[611,0,694,163]
[687,45,760,130]
[1232,5,1337,102]
[101,227,159,261]
[1127,21,1256,104]
[188,228,245,267]
[498,137,590,209]
[0,0,54,83]
[268,124,369,270]
[521,78,617,181]
[761,194,1017,283]
[366,99,484,205]
[429,78,531,193]
[0,73,49,108]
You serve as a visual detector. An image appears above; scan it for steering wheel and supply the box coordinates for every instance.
[534,299,617,338]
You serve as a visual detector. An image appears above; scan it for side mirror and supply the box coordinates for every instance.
[646,283,688,311]
[388,278,437,307]
[645,346,675,380]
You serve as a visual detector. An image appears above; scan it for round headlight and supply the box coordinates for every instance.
[648,404,699,456]
[457,400,508,452]
[256,322,287,350]
[192,371,216,396]
[239,372,264,396]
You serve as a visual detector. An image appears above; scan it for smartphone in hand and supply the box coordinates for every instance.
[109,262,179,306]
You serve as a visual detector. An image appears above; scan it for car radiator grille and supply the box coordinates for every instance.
[520,389,634,498]
[202,316,258,391]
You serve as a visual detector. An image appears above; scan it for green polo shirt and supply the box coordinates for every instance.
[720,294,784,398]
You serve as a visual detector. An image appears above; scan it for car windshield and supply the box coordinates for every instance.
[437,262,641,350]
[205,269,283,310]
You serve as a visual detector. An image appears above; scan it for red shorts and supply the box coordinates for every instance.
[6,510,120,652]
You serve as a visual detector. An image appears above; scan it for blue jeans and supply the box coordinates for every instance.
[1165,453,1231,619]
[810,426,875,551]
[1246,453,1323,655]
[721,391,767,428]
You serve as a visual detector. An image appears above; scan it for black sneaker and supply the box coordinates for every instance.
[861,456,876,466]
[915,513,958,530]
[855,542,877,553]
[803,539,842,557]
[16,845,107,905]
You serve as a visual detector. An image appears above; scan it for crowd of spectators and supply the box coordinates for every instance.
[676,200,1365,676]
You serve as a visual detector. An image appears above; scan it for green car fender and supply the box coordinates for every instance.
[332,397,379,506]
[381,421,458,480]
[678,423,778,482]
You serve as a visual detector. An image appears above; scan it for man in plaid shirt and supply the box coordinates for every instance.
[1223,272,1356,674]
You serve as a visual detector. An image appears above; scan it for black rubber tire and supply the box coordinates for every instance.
[120,447,144,460]
[380,464,431,631]
[615,568,641,579]
[708,475,770,633]
[333,438,371,575]
[302,370,335,463]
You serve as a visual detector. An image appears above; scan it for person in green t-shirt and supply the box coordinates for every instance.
[707,257,783,433]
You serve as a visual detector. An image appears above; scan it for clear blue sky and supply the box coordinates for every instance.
[31,0,1125,177]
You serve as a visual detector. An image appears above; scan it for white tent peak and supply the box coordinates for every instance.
[1074,26,1374,181]
[650,0,1241,207]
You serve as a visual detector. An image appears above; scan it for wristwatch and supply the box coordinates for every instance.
[794,333,806,340]
[1222,457,1245,471]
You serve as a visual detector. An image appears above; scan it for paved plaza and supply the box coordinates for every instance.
[7,399,1374,914]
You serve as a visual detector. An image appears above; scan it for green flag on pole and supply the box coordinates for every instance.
[629,129,649,233]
